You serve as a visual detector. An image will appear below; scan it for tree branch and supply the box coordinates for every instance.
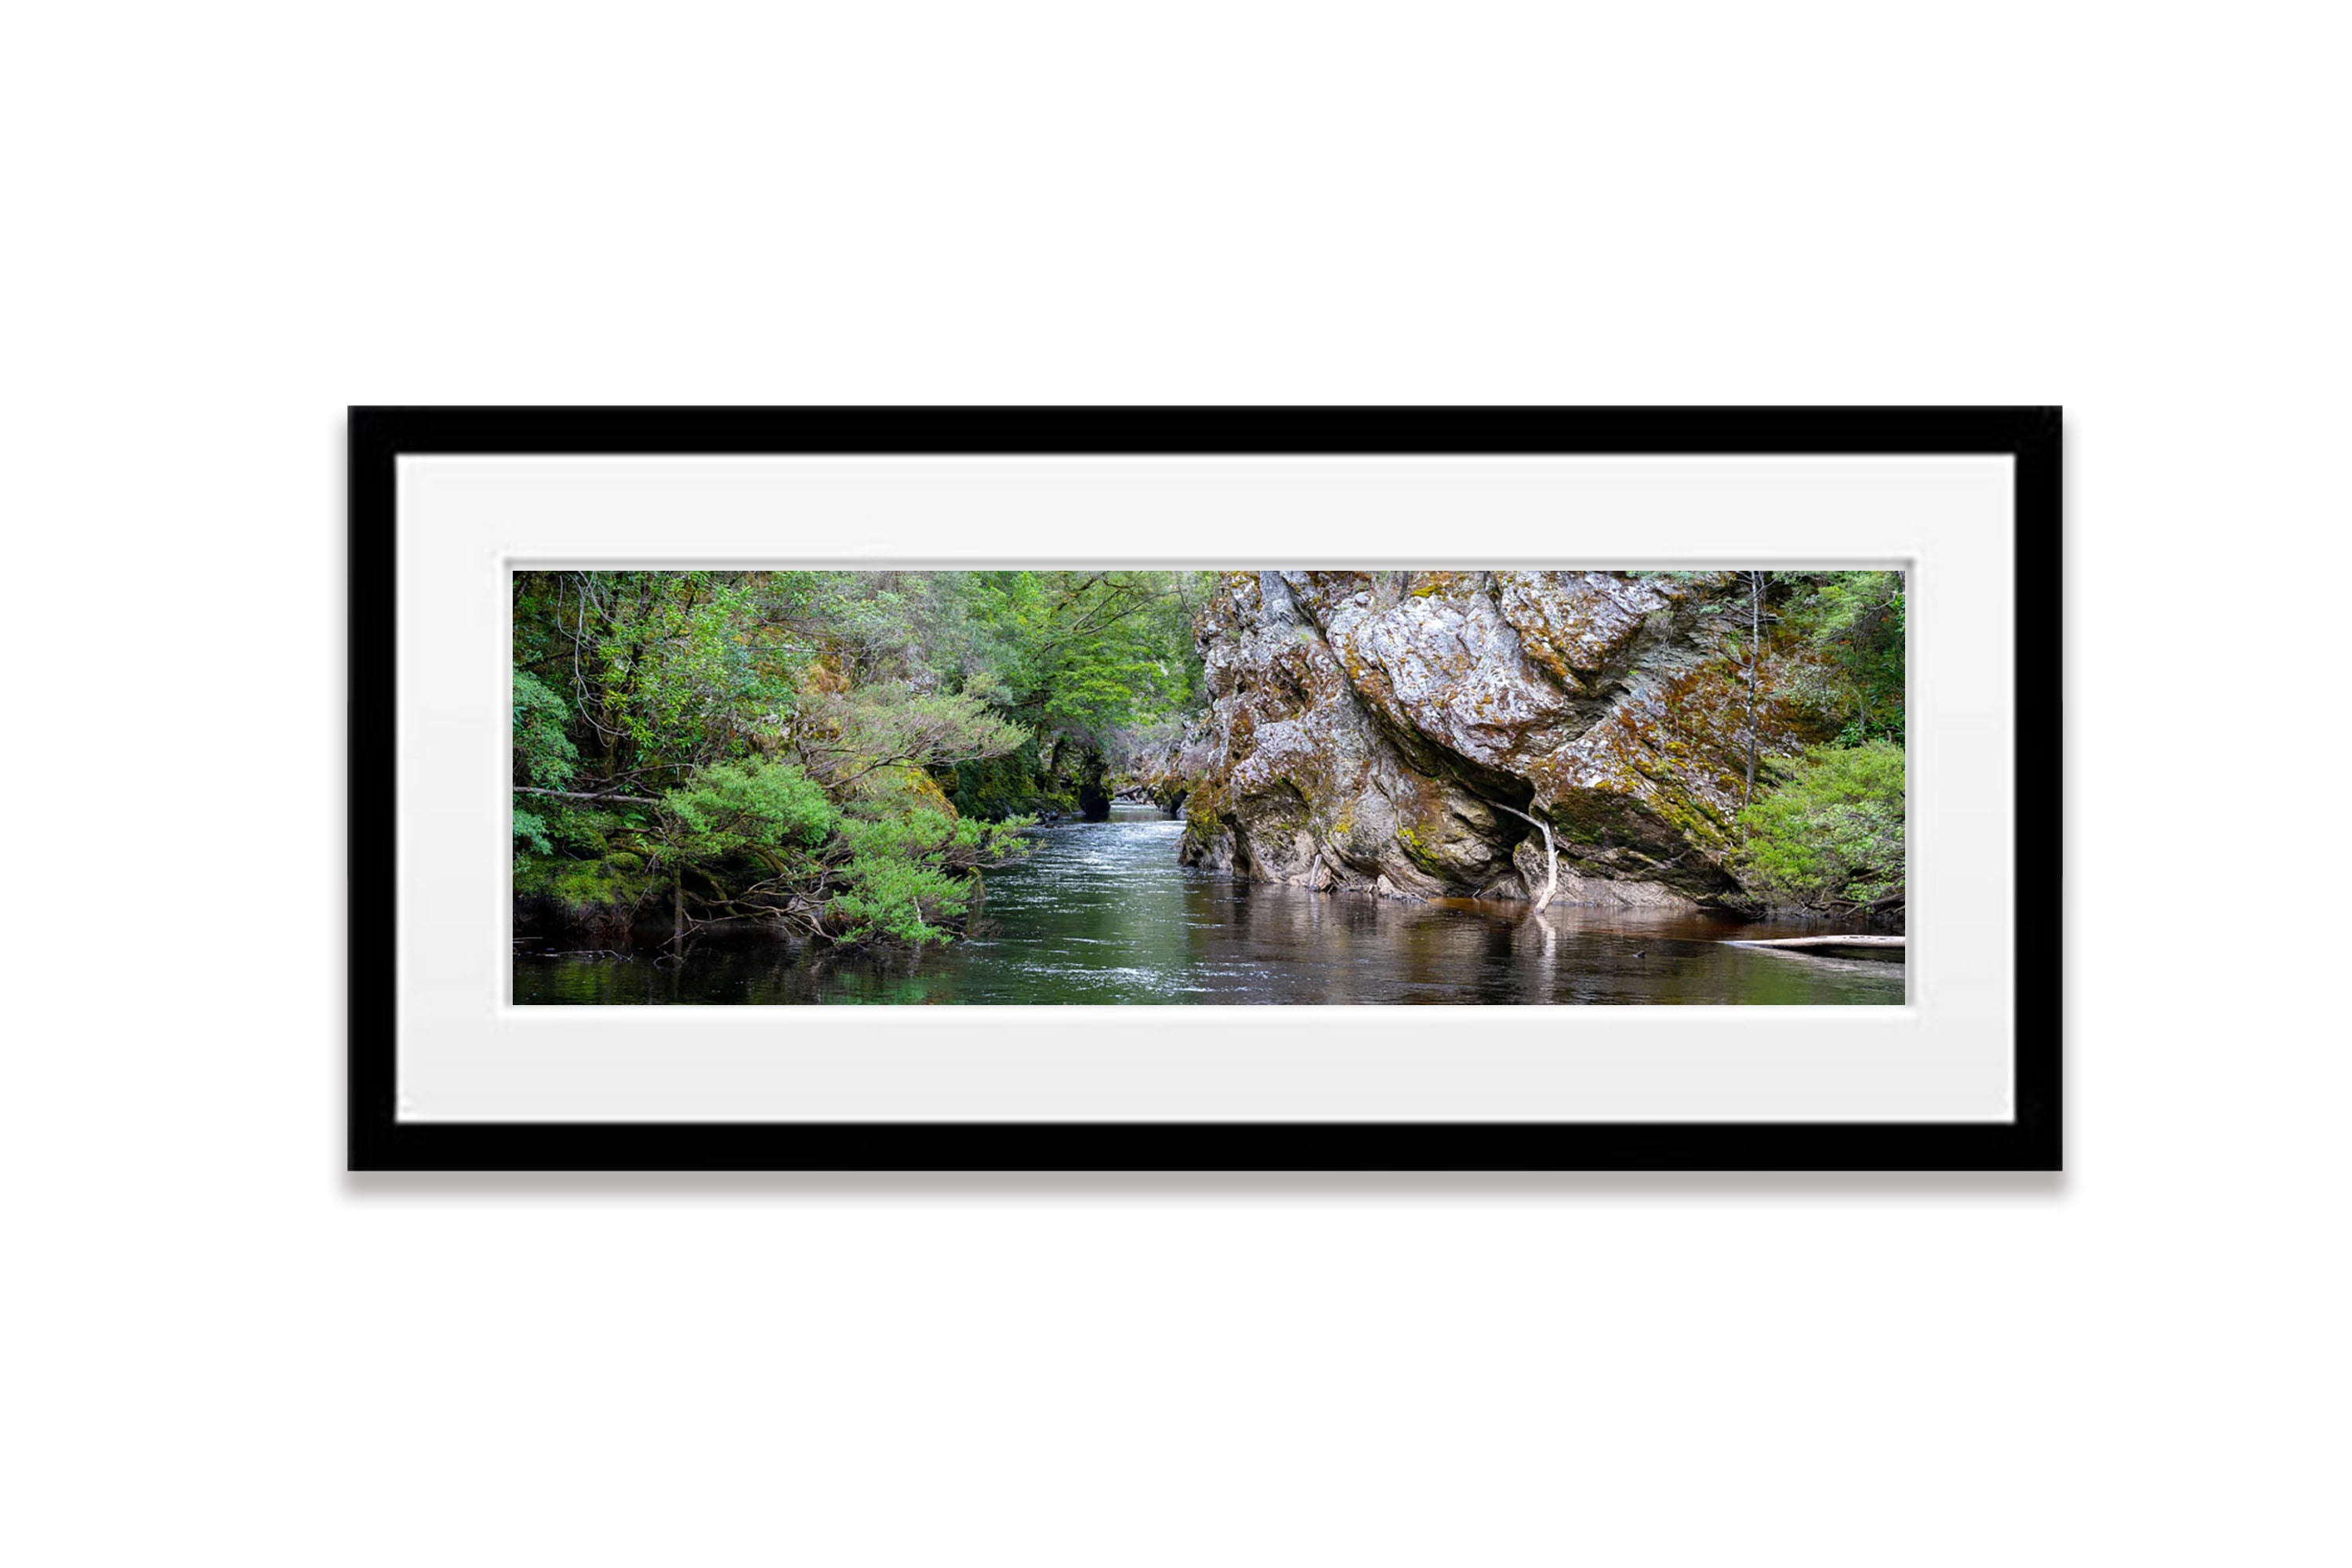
[514,786,664,807]
[1490,800,1559,913]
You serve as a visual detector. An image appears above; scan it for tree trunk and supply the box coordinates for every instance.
[1741,571,1764,822]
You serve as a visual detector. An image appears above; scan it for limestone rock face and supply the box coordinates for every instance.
[1163,570,1835,907]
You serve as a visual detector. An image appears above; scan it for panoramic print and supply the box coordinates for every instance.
[512,569,1906,1004]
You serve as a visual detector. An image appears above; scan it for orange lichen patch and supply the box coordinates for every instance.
[1291,572,1374,622]
[1403,570,1479,600]
[850,760,962,818]
[1493,571,1685,690]
[799,654,852,696]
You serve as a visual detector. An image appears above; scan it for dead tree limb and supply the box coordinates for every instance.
[1490,800,1559,913]
[513,786,664,807]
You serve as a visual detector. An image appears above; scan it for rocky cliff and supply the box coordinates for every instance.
[1137,571,1845,910]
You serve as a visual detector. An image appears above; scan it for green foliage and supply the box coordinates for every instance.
[946,750,1074,820]
[1735,740,1905,910]
[948,569,1208,755]
[512,570,822,777]
[511,670,579,788]
[512,568,1203,814]
[797,684,1029,797]
[512,849,643,921]
[516,568,1148,951]
[826,808,1031,947]
[828,812,966,946]
[512,808,554,857]
[512,670,581,862]
[1780,571,1906,743]
[661,757,837,860]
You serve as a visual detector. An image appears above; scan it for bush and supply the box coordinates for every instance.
[661,758,837,860]
[827,803,1035,946]
[1735,740,1904,911]
[831,810,966,946]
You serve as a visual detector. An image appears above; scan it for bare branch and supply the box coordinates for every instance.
[1490,800,1559,913]
[514,786,664,807]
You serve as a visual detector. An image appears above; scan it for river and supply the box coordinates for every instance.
[514,804,1904,1005]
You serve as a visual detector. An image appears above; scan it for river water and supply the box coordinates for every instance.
[514,804,1904,1005]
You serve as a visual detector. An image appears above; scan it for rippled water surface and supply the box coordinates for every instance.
[515,805,1904,1005]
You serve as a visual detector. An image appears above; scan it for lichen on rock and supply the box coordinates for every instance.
[1155,569,1840,909]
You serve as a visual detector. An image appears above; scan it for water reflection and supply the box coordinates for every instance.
[515,805,1904,1006]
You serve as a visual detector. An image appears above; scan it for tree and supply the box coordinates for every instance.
[788,685,1029,797]
[1740,569,1771,815]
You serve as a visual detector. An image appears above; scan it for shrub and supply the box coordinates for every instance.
[662,758,837,860]
[829,809,974,946]
[512,669,579,788]
[1735,740,1904,911]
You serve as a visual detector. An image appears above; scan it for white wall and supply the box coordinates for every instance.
[5,5,2343,1563]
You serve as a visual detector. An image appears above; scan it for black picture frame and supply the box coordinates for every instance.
[350,406,2061,1172]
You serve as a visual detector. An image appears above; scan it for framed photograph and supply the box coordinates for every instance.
[350,407,2060,1171]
